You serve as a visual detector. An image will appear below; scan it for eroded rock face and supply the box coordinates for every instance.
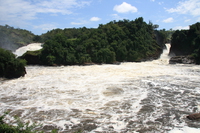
[102,87,124,96]
[169,56,195,64]
[187,113,200,120]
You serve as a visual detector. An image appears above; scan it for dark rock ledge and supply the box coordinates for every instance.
[169,56,196,64]
[187,113,200,120]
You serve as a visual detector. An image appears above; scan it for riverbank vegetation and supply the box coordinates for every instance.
[0,113,58,133]
[0,17,172,78]
[0,25,35,51]
[0,48,26,79]
[24,17,167,65]
[169,22,200,64]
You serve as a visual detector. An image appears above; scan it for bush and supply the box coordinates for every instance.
[0,113,58,133]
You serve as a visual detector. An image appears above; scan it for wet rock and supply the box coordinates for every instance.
[112,61,121,65]
[81,119,97,131]
[104,101,119,106]
[138,105,155,113]
[108,126,114,129]
[120,102,132,110]
[66,120,97,132]
[187,113,200,120]
[71,108,81,112]
[103,87,124,96]
[43,125,56,130]
[83,123,97,131]
[169,56,195,64]
[10,109,24,117]
[82,62,96,66]
[42,124,60,132]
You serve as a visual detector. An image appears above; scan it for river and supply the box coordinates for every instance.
[1,44,200,132]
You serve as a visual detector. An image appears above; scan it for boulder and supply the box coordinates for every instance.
[169,56,195,64]
[187,113,200,120]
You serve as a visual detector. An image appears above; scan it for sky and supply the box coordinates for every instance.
[0,0,200,35]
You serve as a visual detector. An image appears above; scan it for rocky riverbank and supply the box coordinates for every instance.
[169,56,196,64]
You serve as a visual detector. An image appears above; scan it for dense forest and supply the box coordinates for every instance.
[0,17,173,78]
[24,17,167,65]
[169,22,200,64]
[0,25,35,51]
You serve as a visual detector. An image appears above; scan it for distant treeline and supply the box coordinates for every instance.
[0,25,35,51]
[169,22,200,64]
[0,17,176,78]
[22,17,170,65]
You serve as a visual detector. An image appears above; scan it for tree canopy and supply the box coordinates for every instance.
[169,22,200,64]
[38,17,164,65]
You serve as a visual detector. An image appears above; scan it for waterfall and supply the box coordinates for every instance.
[13,43,42,57]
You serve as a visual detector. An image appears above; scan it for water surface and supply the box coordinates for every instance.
[1,44,200,132]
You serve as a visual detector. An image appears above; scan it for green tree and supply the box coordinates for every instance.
[40,34,78,65]
[37,17,163,65]
[0,48,26,78]
[170,22,200,64]
[96,48,116,63]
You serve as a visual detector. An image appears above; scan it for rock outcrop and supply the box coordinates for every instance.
[169,56,195,64]
[187,113,200,120]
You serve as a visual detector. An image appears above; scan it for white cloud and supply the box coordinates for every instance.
[34,23,57,31]
[0,0,36,21]
[197,17,200,21]
[71,22,84,25]
[166,0,200,16]
[0,0,91,25]
[71,20,88,25]
[111,14,124,20]
[90,17,101,21]
[38,0,91,14]
[184,19,191,22]
[173,26,189,30]
[113,2,138,13]
[163,17,174,23]
[151,0,155,2]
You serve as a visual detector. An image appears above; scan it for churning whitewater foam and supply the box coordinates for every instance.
[1,44,200,132]
[13,43,42,57]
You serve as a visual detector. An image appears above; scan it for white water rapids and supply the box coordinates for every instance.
[1,44,200,132]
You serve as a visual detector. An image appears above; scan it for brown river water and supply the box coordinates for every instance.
[1,44,200,132]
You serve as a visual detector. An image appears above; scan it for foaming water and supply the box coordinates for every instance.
[1,44,200,132]
[13,43,42,57]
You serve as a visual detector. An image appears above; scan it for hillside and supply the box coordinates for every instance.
[0,25,35,51]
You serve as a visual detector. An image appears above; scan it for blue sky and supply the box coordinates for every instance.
[0,0,200,35]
